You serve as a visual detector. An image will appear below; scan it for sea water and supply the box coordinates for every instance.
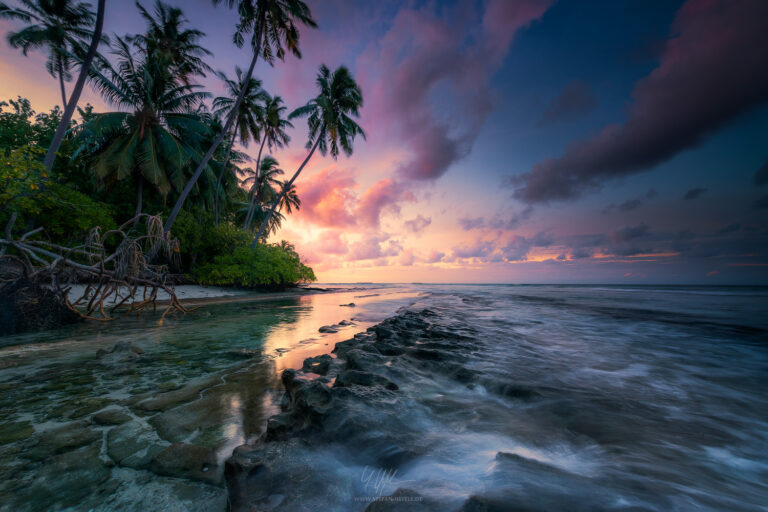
[0,285,766,510]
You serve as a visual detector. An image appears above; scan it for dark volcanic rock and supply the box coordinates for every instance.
[0,279,81,336]
[225,309,479,511]
[319,325,339,333]
[335,370,398,390]
[301,354,333,375]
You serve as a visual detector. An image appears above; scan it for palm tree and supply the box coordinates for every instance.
[41,0,106,172]
[0,0,96,109]
[130,0,212,83]
[163,0,316,234]
[81,37,210,220]
[243,92,291,230]
[211,67,266,225]
[254,64,364,243]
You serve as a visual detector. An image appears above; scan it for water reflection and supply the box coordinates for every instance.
[0,286,421,511]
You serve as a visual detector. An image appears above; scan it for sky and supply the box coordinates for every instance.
[2,0,767,284]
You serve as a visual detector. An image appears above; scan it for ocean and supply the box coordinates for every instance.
[0,284,766,510]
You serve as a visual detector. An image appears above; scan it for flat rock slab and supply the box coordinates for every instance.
[149,443,221,486]
[23,420,100,461]
[131,374,224,412]
[107,420,169,469]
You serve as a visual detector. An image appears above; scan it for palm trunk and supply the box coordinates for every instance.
[164,27,263,234]
[214,129,238,227]
[253,135,321,245]
[134,176,144,227]
[58,66,67,111]
[243,134,267,230]
[44,0,106,172]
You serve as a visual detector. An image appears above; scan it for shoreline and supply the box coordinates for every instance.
[62,284,346,308]
[225,307,483,511]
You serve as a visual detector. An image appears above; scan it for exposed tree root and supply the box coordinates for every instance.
[1,214,188,325]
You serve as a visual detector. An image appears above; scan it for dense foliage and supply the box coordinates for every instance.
[0,0,369,290]
[196,242,315,289]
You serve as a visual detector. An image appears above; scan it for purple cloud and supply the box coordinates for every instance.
[363,0,552,181]
[540,80,597,125]
[512,0,768,203]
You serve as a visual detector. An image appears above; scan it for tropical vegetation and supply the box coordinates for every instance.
[0,0,367,290]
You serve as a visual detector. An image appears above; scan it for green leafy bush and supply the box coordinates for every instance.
[1,146,115,242]
[196,242,316,290]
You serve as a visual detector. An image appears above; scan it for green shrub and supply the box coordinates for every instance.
[196,242,316,290]
[1,146,116,243]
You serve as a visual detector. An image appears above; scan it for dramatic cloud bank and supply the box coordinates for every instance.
[362,0,552,181]
[512,0,768,203]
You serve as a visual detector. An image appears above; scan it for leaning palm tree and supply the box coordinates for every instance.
[163,0,316,234]
[211,67,266,225]
[81,37,210,220]
[243,92,292,230]
[130,0,212,83]
[0,0,96,109]
[254,64,365,243]
[241,155,283,217]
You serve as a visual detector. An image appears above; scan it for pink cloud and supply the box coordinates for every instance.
[355,179,415,228]
[398,250,415,266]
[359,0,552,181]
[404,215,432,234]
[294,166,357,228]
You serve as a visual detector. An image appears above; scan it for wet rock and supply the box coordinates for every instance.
[340,302,356,307]
[149,393,228,445]
[149,443,220,486]
[335,370,399,391]
[319,325,339,333]
[49,397,108,420]
[338,319,355,326]
[0,278,81,336]
[227,348,261,359]
[345,348,385,372]
[131,374,223,412]
[484,382,540,401]
[96,341,145,366]
[302,354,333,375]
[23,420,100,461]
[14,443,111,510]
[107,420,168,469]
[92,408,132,426]
[0,420,34,445]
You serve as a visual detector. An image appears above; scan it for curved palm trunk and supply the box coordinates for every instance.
[253,135,321,246]
[58,62,68,111]
[44,0,106,172]
[214,129,238,226]
[243,134,267,230]
[163,29,263,234]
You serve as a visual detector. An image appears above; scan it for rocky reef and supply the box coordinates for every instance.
[225,308,494,511]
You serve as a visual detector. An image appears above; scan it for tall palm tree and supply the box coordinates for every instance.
[42,0,106,172]
[130,0,212,83]
[0,0,96,109]
[81,36,210,220]
[211,66,266,225]
[163,0,316,234]
[254,64,364,243]
[243,92,291,230]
